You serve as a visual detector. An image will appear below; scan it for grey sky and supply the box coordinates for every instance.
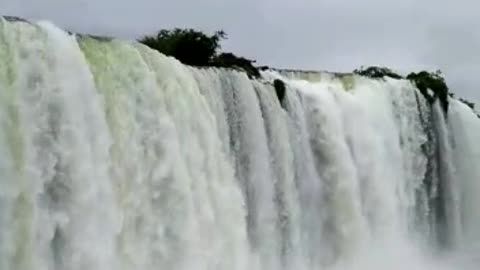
[2,0,479,102]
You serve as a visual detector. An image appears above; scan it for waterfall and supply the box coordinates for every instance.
[1,17,480,270]
[448,100,480,250]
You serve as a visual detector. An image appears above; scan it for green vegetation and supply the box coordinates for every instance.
[139,28,260,78]
[352,67,454,112]
[139,28,225,66]
[212,53,260,78]
[406,70,449,112]
[138,29,464,113]
[353,66,403,80]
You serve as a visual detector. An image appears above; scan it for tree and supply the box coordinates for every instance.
[139,28,260,78]
[139,28,226,66]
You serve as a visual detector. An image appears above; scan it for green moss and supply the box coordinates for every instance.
[407,71,449,112]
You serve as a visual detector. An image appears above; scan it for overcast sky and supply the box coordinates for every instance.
[2,0,479,102]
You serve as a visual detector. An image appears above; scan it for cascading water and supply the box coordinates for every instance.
[1,17,479,270]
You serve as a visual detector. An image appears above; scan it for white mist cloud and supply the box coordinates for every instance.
[2,0,479,102]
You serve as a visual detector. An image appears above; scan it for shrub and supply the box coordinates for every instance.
[353,66,403,80]
[212,52,260,78]
[139,28,226,67]
[407,70,449,112]
[139,28,260,78]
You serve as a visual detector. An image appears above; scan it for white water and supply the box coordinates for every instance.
[1,18,480,270]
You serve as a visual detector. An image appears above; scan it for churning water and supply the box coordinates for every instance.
[0,18,479,270]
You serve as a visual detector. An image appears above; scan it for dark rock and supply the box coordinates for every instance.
[274,79,286,105]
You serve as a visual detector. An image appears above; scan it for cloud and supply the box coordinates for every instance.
[2,0,479,101]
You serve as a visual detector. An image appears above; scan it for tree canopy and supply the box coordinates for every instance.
[139,28,260,78]
[139,28,225,66]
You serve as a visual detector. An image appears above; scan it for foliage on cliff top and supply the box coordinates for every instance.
[352,66,453,112]
[353,66,403,80]
[139,28,225,66]
[407,70,449,112]
[138,28,260,78]
[211,53,260,78]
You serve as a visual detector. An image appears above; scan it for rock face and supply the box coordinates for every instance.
[273,79,286,105]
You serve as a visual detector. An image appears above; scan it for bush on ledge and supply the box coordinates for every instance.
[139,28,260,78]
[139,28,225,66]
[407,71,449,112]
[353,66,403,80]
[211,53,260,78]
